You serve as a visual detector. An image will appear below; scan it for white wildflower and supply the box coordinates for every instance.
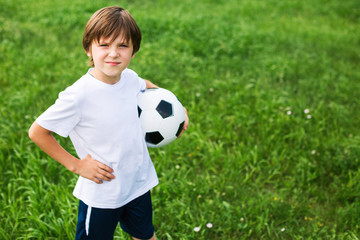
[287,111,292,115]
[307,115,312,119]
[304,109,310,114]
[206,223,213,228]
[281,227,286,232]
[194,226,201,232]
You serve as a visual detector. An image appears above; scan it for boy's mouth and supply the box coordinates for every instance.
[106,61,120,66]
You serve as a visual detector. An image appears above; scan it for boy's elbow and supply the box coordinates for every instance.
[28,122,45,142]
[28,123,36,141]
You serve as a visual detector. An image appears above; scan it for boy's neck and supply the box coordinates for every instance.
[89,68,122,85]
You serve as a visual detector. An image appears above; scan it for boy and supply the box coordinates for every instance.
[29,6,189,240]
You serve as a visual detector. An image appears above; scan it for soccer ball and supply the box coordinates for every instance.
[137,88,185,148]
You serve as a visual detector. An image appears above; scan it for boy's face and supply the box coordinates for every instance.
[86,34,135,84]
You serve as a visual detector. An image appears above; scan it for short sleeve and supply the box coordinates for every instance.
[138,77,146,92]
[121,68,146,93]
[36,88,81,137]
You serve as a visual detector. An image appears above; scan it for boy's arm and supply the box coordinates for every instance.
[143,79,189,137]
[28,122,115,184]
[144,79,159,89]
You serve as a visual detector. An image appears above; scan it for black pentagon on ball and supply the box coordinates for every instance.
[137,106,142,117]
[176,121,185,137]
[145,131,164,145]
[156,100,173,119]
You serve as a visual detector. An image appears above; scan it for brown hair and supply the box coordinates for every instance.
[83,6,142,65]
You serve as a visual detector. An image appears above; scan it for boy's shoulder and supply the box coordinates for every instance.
[63,74,90,92]
[122,68,140,79]
[57,72,92,101]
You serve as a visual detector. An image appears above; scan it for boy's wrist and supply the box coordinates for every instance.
[66,157,81,174]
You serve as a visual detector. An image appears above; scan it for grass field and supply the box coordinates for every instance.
[1,0,360,239]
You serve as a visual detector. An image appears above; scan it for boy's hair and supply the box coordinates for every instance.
[83,6,142,66]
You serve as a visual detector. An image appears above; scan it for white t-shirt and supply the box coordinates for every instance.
[36,68,158,209]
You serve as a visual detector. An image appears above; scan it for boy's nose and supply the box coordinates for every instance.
[108,48,119,57]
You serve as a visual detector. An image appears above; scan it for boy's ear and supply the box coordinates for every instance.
[132,53,136,58]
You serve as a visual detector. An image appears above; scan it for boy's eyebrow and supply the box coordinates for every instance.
[98,36,129,44]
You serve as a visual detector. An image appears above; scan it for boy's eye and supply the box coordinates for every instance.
[99,43,109,47]
[119,44,128,48]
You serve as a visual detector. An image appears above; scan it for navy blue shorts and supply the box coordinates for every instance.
[75,191,154,240]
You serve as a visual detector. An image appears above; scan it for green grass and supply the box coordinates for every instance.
[1,0,360,239]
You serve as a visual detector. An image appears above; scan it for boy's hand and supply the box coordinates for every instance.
[28,122,114,184]
[75,154,115,184]
[178,107,189,138]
